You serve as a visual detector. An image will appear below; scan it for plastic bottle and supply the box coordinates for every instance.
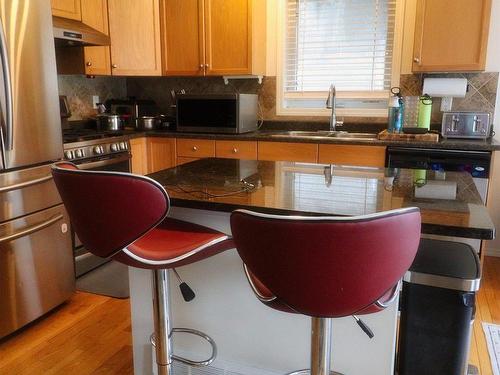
[388,94,403,133]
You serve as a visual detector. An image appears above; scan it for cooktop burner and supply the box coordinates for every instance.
[63,129,125,143]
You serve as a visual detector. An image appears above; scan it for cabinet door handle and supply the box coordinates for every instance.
[413,57,420,64]
[205,63,209,68]
[232,148,238,153]
[86,61,92,67]
[199,64,204,69]
[112,64,117,69]
[192,146,198,151]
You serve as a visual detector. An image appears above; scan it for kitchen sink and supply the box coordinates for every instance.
[269,130,378,140]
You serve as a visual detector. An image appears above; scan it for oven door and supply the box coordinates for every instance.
[72,153,131,277]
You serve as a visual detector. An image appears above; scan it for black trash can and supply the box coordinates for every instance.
[397,238,481,375]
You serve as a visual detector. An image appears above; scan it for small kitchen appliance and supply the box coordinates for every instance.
[441,112,491,139]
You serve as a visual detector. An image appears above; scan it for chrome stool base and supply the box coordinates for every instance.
[150,327,217,366]
[151,269,217,375]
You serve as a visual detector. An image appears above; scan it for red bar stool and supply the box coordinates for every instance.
[230,208,421,375]
[52,162,234,375]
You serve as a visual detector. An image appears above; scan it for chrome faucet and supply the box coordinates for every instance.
[326,84,343,131]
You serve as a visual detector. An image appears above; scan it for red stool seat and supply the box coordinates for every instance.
[115,218,231,269]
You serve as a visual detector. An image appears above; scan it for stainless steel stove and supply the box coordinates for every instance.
[63,133,132,277]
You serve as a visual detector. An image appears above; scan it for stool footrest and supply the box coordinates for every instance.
[150,327,217,367]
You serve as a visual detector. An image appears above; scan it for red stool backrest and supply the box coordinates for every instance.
[52,162,169,258]
[230,208,421,318]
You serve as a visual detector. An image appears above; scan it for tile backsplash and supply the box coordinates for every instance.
[58,72,498,126]
[57,75,126,121]
[400,72,499,124]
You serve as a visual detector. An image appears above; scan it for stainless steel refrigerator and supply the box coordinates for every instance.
[0,1,74,339]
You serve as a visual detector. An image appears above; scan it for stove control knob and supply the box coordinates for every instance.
[93,146,103,155]
[119,142,126,150]
[111,143,119,152]
[75,149,83,158]
[64,150,73,159]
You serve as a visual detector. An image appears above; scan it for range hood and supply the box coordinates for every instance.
[53,16,110,47]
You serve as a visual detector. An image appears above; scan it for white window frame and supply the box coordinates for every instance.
[275,0,406,118]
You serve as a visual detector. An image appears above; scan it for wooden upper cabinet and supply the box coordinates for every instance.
[412,0,492,72]
[51,0,82,20]
[161,0,204,76]
[108,0,162,76]
[204,0,266,76]
[160,0,266,76]
[81,0,111,76]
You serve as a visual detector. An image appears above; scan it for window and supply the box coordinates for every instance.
[277,0,404,117]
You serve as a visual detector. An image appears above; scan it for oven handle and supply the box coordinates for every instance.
[76,154,131,170]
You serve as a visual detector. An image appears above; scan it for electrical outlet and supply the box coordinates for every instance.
[92,95,100,109]
[440,97,453,112]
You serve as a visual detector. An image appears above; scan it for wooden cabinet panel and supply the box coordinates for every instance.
[161,0,204,76]
[204,0,251,75]
[81,0,108,33]
[130,137,149,175]
[52,0,82,20]
[148,138,176,173]
[318,145,386,168]
[258,142,318,163]
[176,157,200,166]
[177,139,215,158]
[84,47,111,75]
[412,0,491,72]
[215,140,257,159]
[108,0,162,76]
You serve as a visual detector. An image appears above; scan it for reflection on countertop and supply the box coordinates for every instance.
[147,158,494,240]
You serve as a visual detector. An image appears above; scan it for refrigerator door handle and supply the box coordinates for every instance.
[0,15,13,151]
[0,214,64,244]
[0,174,52,193]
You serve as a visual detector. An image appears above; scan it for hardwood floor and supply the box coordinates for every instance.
[0,256,499,375]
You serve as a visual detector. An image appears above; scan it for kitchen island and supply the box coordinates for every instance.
[128,158,494,375]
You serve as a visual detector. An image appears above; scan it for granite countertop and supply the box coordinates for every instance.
[127,129,500,151]
[147,158,495,240]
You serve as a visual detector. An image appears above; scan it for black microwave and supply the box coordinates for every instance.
[176,93,258,134]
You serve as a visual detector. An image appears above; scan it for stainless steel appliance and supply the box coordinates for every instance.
[441,112,491,139]
[176,93,258,134]
[53,15,110,47]
[386,146,490,254]
[0,1,75,339]
[63,135,131,276]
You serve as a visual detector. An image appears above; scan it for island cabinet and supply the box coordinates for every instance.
[51,0,82,20]
[161,0,266,76]
[258,142,318,163]
[318,145,386,168]
[108,0,162,76]
[82,0,111,76]
[130,138,149,175]
[412,0,491,72]
[130,137,176,174]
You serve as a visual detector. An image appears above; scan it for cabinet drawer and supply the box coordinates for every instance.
[318,145,386,168]
[216,140,257,159]
[258,142,318,163]
[177,139,215,158]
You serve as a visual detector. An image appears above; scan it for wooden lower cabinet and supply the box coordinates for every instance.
[258,141,318,163]
[177,138,216,158]
[215,140,257,159]
[318,145,386,168]
[148,138,176,173]
[176,157,199,166]
[129,137,148,175]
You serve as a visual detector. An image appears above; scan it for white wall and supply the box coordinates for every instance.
[486,0,500,133]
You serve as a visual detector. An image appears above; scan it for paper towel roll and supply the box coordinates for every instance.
[422,78,467,98]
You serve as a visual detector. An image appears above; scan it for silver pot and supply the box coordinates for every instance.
[97,114,123,131]
[136,116,159,130]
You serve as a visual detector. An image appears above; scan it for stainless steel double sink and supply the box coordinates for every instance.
[269,130,378,141]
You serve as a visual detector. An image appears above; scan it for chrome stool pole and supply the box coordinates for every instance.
[152,269,173,375]
[311,318,331,375]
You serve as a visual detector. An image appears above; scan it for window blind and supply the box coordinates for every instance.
[285,0,397,94]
